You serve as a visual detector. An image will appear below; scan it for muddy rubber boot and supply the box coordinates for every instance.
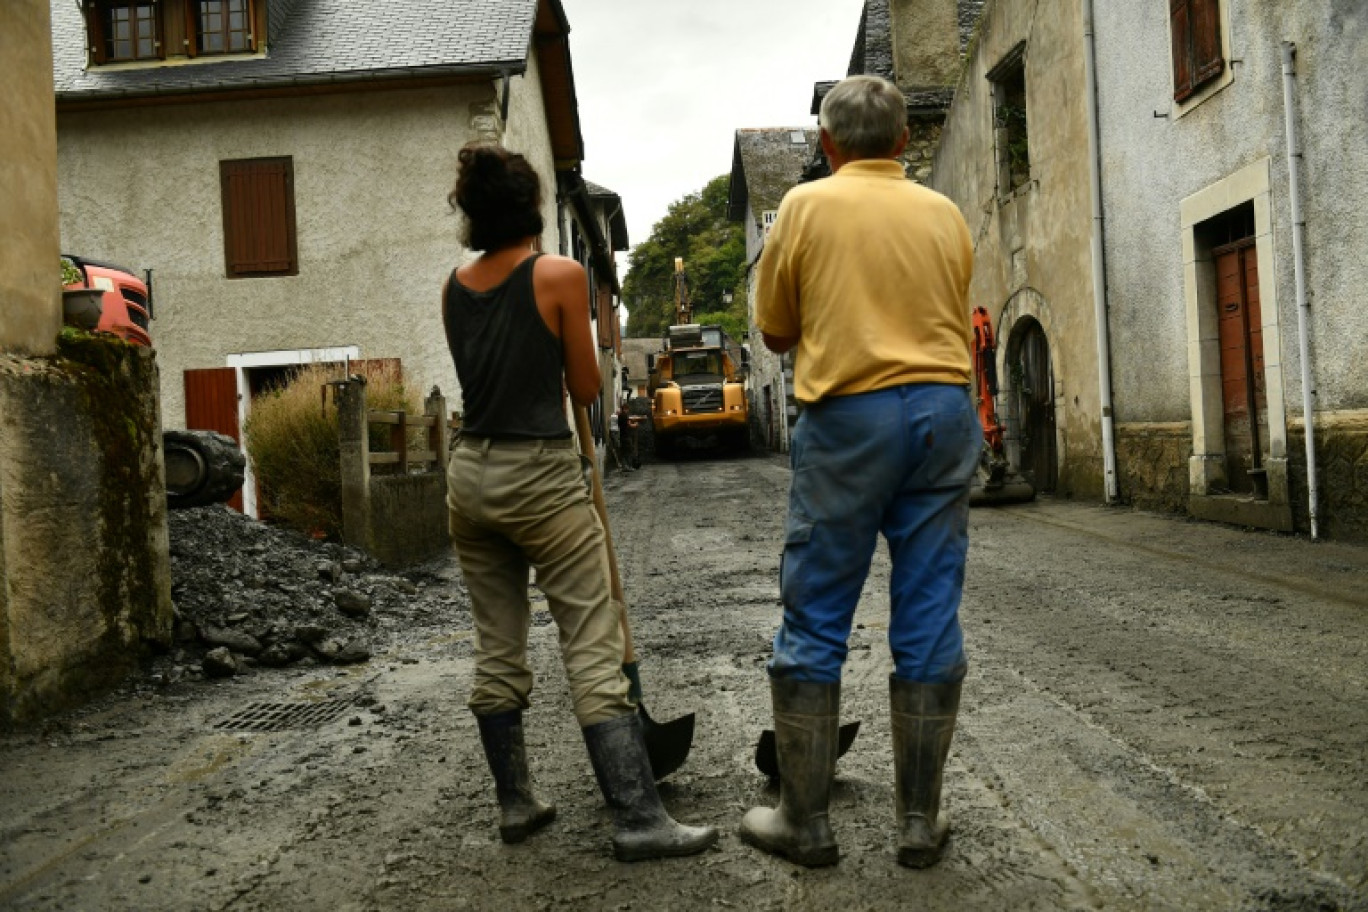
[475,710,557,844]
[739,678,840,867]
[890,676,961,868]
[582,713,718,862]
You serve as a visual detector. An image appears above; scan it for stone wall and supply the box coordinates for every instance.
[0,336,173,727]
[1288,411,1368,543]
[1115,422,1192,514]
[337,380,451,568]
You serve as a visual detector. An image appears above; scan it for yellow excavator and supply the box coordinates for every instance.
[646,259,749,457]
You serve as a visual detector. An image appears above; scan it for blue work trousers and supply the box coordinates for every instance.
[770,383,981,684]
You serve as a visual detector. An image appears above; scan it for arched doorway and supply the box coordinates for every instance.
[1009,317,1057,494]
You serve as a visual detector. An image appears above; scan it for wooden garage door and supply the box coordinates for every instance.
[183,367,244,512]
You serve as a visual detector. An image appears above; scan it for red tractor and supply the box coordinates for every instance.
[61,255,244,509]
[970,306,1034,505]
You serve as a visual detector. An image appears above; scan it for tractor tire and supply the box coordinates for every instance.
[163,429,246,510]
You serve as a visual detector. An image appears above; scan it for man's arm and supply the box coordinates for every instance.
[762,332,799,354]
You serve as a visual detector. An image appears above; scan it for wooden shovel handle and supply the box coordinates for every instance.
[571,405,637,664]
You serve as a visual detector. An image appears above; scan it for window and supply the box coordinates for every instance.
[1170,0,1224,103]
[988,44,1030,196]
[220,158,298,278]
[86,1,162,63]
[192,0,255,55]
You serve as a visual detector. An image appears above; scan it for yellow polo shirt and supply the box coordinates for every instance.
[754,159,973,403]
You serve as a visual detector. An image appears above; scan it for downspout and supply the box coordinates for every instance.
[1083,0,1119,502]
[1281,42,1319,539]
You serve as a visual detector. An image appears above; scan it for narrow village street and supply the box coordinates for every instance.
[2,454,1365,911]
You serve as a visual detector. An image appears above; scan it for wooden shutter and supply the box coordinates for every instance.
[183,367,244,512]
[1191,0,1224,86]
[220,157,298,278]
[1172,0,1223,102]
[1170,0,1194,101]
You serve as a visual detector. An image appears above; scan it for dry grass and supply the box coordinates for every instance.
[244,361,418,538]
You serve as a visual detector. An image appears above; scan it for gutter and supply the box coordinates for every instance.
[1281,42,1320,539]
[1083,0,1119,502]
[55,59,527,108]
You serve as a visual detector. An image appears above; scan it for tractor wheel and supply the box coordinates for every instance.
[163,429,246,509]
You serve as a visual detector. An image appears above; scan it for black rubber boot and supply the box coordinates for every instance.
[475,710,557,844]
[739,678,840,867]
[582,713,718,862]
[890,676,961,868]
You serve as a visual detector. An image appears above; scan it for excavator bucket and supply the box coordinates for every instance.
[969,447,1035,506]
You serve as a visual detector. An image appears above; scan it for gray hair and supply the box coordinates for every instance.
[819,75,907,158]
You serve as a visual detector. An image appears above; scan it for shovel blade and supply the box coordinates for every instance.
[640,703,695,782]
[754,720,861,780]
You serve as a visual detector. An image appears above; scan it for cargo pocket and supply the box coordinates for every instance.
[779,515,814,611]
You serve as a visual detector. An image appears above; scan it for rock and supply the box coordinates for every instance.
[334,590,372,618]
[257,645,293,668]
[314,639,343,661]
[334,638,372,665]
[199,625,263,657]
[295,624,328,643]
[341,558,366,574]
[316,561,342,584]
[393,579,419,596]
[202,648,239,678]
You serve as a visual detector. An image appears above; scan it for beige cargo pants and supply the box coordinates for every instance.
[446,435,633,727]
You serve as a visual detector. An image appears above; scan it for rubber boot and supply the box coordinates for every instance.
[890,676,961,868]
[475,710,557,844]
[582,713,718,862]
[739,678,840,867]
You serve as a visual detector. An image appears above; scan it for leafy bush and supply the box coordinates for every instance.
[244,361,418,538]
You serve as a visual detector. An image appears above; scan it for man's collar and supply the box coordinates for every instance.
[833,159,906,179]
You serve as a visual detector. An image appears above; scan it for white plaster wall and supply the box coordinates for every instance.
[57,71,561,428]
[929,0,1102,495]
[1094,0,1368,419]
[502,49,561,261]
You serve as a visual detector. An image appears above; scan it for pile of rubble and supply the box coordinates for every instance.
[156,505,470,684]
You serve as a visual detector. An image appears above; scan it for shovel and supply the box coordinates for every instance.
[572,406,696,781]
[755,720,862,781]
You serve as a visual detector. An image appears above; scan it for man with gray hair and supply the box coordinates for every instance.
[741,75,980,869]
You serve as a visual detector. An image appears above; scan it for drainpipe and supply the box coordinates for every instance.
[1281,42,1319,539]
[1083,0,1119,502]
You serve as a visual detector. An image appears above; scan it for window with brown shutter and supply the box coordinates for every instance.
[1171,0,1225,103]
[85,1,164,63]
[220,157,299,278]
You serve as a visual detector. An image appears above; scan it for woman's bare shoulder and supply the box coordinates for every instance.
[533,254,586,281]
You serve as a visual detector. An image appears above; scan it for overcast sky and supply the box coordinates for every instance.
[557,0,866,276]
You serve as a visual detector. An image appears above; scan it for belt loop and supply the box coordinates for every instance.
[535,439,547,455]
[481,437,493,455]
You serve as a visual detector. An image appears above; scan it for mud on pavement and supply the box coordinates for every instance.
[2,455,1366,911]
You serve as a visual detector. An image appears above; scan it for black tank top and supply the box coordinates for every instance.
[443,254,571,439]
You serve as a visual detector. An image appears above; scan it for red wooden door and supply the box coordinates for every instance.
[183,367,244,512]
[1215,241,1266,493]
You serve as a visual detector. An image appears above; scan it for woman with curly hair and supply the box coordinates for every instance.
[443,143,716,862]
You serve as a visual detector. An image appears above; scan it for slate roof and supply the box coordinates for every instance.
[583,179,630,251]
[51,0,538,101]
[726,127,820,224]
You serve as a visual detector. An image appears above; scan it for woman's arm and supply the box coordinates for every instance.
[534,256,601,406]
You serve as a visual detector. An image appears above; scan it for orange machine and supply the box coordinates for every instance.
[971,306,1034,505]
[61,255,152,347]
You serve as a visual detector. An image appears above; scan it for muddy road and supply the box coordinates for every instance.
[2,453,1366,911]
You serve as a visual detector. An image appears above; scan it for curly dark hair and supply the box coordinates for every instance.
[448,143,544,251]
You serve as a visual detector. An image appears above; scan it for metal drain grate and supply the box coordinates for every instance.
[213,699,355,732]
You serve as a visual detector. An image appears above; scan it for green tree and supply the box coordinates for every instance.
[622,174,747,339]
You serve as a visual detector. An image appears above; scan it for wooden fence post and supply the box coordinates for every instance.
[425,387,448,478]
[336,379,371,552]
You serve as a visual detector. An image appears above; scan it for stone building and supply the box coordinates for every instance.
[927,0,1104,499]
[726,127,819,453]
[1092,0,1368,539]
[49,0,619,516]
[3,0,171,726]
